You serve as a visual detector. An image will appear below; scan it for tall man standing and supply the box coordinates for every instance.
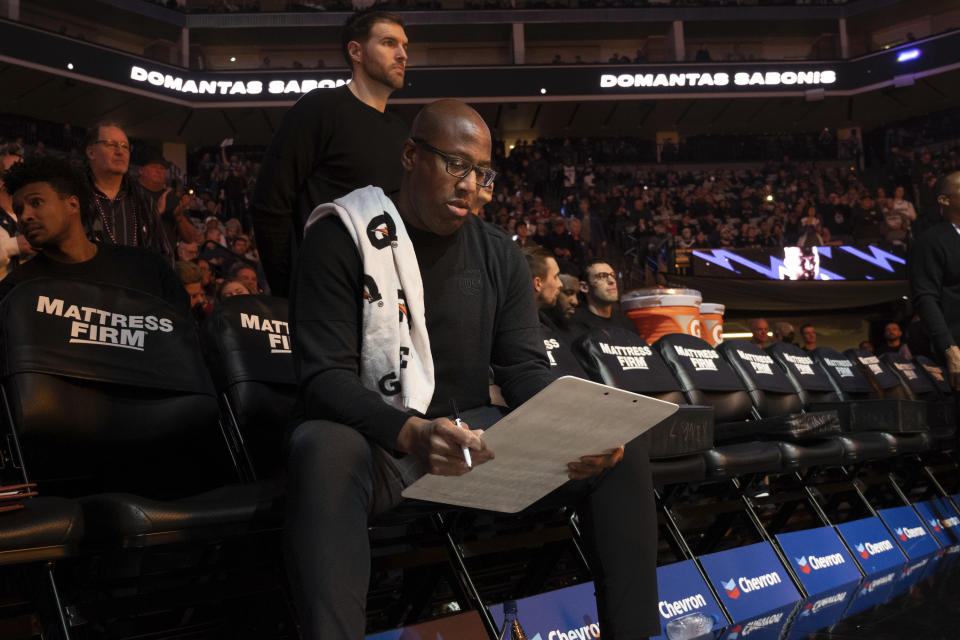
[910,172,960,388]
[85,122,172,258]
[286,100,658,640]
[251,10,409,296]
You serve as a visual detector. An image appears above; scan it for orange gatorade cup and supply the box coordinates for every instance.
[621,288,703,344]
[699,302,726,346]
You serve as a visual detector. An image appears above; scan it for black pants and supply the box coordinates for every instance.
[284,405,658,640]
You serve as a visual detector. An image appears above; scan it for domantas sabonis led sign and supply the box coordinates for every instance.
[0,19,958,105]
[600,69,836,90]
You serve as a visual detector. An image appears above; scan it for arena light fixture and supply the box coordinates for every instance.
[67,62,73,70]
[897,49,920,63]
[766,194,774,202]
[230,56,237,62]
[540,88,547,94]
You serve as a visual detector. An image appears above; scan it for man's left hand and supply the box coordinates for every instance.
[567,446,624,480]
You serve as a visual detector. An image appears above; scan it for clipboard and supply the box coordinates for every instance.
[401,376,679,513]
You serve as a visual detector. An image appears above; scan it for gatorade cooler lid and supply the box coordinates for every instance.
[700,302,726,315]
[621,287,702,310]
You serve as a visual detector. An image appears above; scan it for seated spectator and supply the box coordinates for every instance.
[800,323,817,351]
[177,240,199,262]
[852,195,884,245]
[0,156,186,310]
[0,142,33,280]
[750,317,770,347]
[228,261,261,295]
[175,260,207,311]
[217,279,249,301]
[695,44,712,62]
[197,257,216,300]
[771,321,795,344]
[858,340,874,353]
[875,321,912,359]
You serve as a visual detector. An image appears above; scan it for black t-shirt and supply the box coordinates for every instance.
[909,221,960,357]
[250,86,410,297]
[569,305,639,339]
[292,213,554,451]
[0,243,188,312]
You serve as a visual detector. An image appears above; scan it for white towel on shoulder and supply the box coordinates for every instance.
[305,185,435,414]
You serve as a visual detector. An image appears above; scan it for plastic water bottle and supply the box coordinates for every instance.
[665,612,715,640]
[498,600,529,640]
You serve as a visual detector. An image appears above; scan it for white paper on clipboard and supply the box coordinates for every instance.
[401,376,679,513]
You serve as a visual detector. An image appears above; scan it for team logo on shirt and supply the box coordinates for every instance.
[363,274,383,306]
[458,269,482,296]
[366,212,398,250]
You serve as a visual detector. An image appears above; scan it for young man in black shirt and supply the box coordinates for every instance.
[286,100,658,640]
[0,157,186,310]
[571,258,639,337]
[251,9,410,296]
[910,171,960,388]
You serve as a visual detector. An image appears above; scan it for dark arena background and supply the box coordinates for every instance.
[1,0,960,638]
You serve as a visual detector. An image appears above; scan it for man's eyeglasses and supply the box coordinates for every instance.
[94,140,132,153]
[590,271,617,282]
[412,138,496,188]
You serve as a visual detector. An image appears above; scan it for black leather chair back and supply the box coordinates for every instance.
[0,278,222,496]
[811,347,876,399]
[766,342,839,404]
[575,327,685,404]
[879,353,937,399]
[844,348,912,400]
[717,341,802,417]
[202,295,296,475]
[656,333,752,422]
[914,355,954,399]
[540,328,589,380]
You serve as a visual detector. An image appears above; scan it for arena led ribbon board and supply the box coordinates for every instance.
[0,20,957,106]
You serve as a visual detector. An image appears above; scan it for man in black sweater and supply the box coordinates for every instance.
[286,100,658,640]
[910,171,960,388]
[0,157,186,310]
[250,10,410,296]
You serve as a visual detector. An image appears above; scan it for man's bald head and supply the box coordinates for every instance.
[938,171,960,223]
[397,99,494,235]
[410,99,490,145]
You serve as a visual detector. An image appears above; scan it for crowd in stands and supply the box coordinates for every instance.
[1,101,957,297]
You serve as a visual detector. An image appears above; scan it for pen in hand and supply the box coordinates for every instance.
[450,399,472,469]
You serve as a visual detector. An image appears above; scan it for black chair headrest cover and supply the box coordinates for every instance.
[844,348,901,390]
[656,333,744,392]
[202,295,295,388]
[1,278,213,395]
[766,342,835,392]
[575,327,680,393]
[879,352,936,396]
[812,347,873,394]
[718,341,796,394]
[914,355,953,395]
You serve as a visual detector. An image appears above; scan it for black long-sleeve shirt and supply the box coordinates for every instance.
[909,221,960,357]
[291,213,554,451]
[250,86,409,297]
[0,243,188,312]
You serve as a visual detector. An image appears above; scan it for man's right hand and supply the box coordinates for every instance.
[946,345,960,390]
[396,416,494,476]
